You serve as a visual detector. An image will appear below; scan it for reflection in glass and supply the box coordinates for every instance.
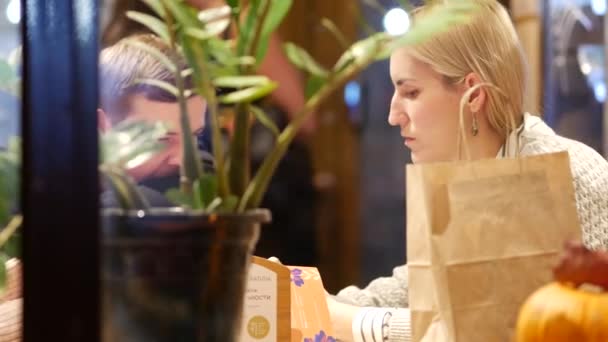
[0,0,22,339]
[577,44,606,103]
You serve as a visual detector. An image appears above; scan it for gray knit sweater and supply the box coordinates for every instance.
[336,114,608,341]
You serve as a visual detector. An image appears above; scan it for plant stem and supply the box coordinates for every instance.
[0,215,21,248]
[228,0,270,199]
[100,165,150,210]
[188,41,231,197]
[164,6,203,194]
[227,102,251,197]
[239,49,379,211]
[246,0,271,59]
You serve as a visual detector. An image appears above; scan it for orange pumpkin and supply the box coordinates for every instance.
[515,282,608,342]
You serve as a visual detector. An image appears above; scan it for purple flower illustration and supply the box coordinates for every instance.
[291,268,304,287]
[303,330,336,342]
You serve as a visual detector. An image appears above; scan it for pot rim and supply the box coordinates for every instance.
[101,207,271,224]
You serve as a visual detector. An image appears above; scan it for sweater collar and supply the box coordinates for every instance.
[497,113,555,158]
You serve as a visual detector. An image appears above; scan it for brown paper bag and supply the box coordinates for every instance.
[406,151,581,342]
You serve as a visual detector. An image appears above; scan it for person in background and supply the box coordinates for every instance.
[101,0,316,140]
[99,33,213,207]
[101,0,319,266]
[326,0,608,341]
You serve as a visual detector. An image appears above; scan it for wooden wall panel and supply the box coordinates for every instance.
[278,1,361,292]
[511,0,543,112]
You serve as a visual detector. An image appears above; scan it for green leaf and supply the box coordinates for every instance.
[206,197,223,212]
[165,188,194,207]
[185,27,217,41]
[100,120,168,169]
[0,188,8,228]
[0,60,16,86]
[204,18,231,37]
[7,137,20,160]
[0,254,7,293]
[0,215,21,251]
[260,0,292,37]
[185,26,224,40]
[254,0,293,61]
[207,64,238,78]
[207,195,239,212]
[222,56,257,68]
[213,75,270,88]
[100,167,150,210]
[305,75,326,100]
[180,36,208,89]
[181,68,193,78]
[3,233,19,259]
[0,152,18,228]
[141,0,166,17]
[226,0,239,8]
[123,39,178,73]
[333,32,389,72]
[134,78,180,98]
[284,42,329,78]
[254,36,271,65]
[126,11,170,42]
[162,0,200,28]
[197,5,231,23]
[207,38,236,61]
[250,105,279,137]
[237,0,261,55]
[123,148,164,170]
[220,195,238,212]
[218,82,277,104]
[194,174,218,208]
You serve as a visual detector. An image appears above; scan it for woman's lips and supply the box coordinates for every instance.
[404,137,416,146]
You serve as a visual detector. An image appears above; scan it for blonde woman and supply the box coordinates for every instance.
[327,0,608,341]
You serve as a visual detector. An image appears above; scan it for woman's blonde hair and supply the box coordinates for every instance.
[409,0,527,139]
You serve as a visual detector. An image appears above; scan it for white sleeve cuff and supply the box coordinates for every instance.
[388,309,412,342]
[352,307,394,342]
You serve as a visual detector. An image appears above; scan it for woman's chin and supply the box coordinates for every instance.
[410,152,424,164]
[411,151,445,164]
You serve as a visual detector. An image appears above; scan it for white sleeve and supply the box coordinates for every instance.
[351,307,412,342]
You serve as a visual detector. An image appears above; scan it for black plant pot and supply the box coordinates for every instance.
[101,208,271,342]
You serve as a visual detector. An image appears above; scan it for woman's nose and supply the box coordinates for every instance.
[388,110,400,126]
[388,93,407,126]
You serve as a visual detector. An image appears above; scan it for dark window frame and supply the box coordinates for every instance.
[22,0,100,340]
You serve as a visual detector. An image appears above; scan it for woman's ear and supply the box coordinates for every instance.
[463,73,486,113]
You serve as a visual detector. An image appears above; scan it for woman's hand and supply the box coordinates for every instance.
[553,240,608,289]
[325,293,358,342]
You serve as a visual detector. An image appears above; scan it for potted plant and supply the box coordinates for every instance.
[0,137,21,302]
[0,40,190,341]
[0,50,26,304]
[98,0,479,341]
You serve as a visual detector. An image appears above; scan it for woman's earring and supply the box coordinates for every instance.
[472,113,479,136]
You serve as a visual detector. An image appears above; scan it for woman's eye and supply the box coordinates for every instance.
[404,90,419,99]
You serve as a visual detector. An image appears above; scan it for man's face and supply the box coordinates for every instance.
[124,94,206,181]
